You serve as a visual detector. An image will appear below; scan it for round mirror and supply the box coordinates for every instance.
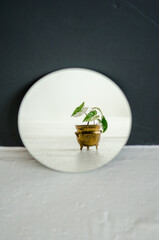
[18,68,132,172]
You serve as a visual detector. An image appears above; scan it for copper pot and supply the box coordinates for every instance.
[75,125,102,150]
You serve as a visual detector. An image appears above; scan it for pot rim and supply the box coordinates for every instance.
[75,124,100,127]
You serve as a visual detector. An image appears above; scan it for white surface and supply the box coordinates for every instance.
[20,134,127,172]
[0,146,159,240]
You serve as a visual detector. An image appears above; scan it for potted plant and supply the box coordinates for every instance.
[71,102,108,150]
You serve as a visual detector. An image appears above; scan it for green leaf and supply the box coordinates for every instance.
[72,107,88,117]
[101,115,108,133]
[83,110,97,122]
[71,102,85,117]
[90,115,100,121]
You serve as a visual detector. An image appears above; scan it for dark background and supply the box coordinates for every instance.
[0,0,159,146]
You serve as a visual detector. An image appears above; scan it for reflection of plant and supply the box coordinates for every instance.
[71,102,108,133]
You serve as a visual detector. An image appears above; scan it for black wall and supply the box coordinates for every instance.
[0,0,159,146]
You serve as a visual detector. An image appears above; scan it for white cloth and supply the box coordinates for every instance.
[0,146,159,240]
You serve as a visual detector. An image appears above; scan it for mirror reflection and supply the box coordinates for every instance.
[18,68,132,172]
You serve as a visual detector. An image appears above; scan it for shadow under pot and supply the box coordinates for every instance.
[75,125,102,150]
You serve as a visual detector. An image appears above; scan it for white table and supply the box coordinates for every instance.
[0,146,159,240]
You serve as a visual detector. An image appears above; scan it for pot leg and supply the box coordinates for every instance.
[80,145,83,150]
[96,145,98,150]
[87,146,89,150]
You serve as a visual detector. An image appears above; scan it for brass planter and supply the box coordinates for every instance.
[75,125,102,150]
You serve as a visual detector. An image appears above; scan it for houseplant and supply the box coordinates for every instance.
[71,102,108,150]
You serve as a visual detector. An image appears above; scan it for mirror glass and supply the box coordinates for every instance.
[18,68,132,172]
